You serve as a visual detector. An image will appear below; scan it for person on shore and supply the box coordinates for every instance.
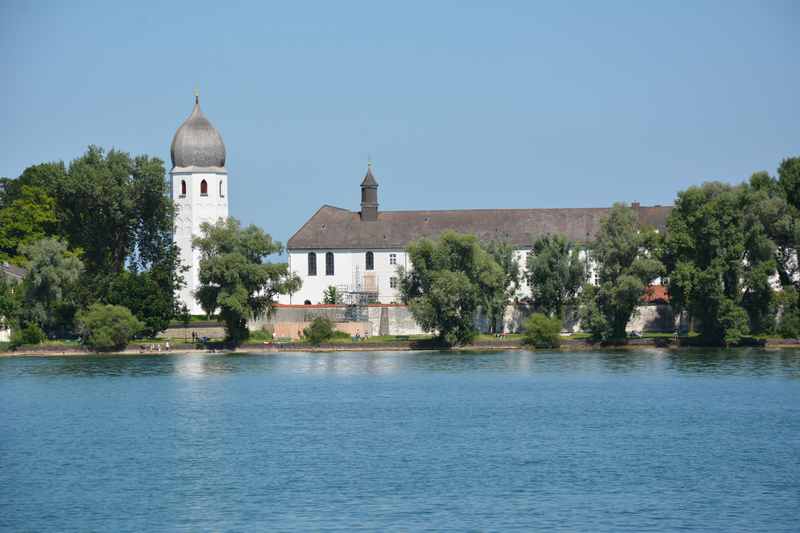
[165,341,170,351]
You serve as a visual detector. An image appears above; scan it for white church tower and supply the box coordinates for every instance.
[170,93,228,315]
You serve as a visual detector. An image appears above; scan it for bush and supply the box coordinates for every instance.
[522,313,562,348]
[10,323,45,348]
[303,316,335,345]
[776,288,800,339]
[248,329,274,342]
[778,308,800,339]
[76,304,143,352]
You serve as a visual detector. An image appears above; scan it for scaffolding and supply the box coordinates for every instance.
[336,265,379,307]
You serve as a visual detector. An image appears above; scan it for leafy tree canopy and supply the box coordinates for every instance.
[18,238,84,337]
[580,204,664,341]
[0,185,58,265]
[3,146,184,335]
[663,181,777,344]
[400,231,505,346]
[526,234,586,318]
[194,217,300,345]
[481,240,521,333]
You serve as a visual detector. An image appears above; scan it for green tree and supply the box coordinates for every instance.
[303,316,335,345]
[772,159,800,307]
[580,204,664,341]
[400,231,504,346]
[76,304,143,352]
[481,241,521,334]
[105,268,180,338]
[10,324,45,348]
[5,147,185,333]
[776,287,800,338]
[193,217,301,345]
[323,286,341,304]
[526,234,586,318]
[18,238,84,337]
[0,185,58,265]
[778,156,800,211]
[663,182,777,344]
[521,313,562,348]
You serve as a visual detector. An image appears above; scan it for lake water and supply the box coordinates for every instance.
[1,349,799,532]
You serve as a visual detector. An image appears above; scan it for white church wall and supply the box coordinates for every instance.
[282,249,408,304]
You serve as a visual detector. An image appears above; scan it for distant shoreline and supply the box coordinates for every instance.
[3,337,800,357]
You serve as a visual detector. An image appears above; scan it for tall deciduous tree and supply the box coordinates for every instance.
[0,185,58,265]
[18,238,84,337]
[193,217,300,344]
[773,158,800,295]
[580,204,663,341]
[482,240,521,333]
[663,182,776,345]
[6,147,184,334]
[526,234,586,318]
[400,231,505,346]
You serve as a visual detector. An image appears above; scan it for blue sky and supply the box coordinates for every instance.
[1,1,798,245]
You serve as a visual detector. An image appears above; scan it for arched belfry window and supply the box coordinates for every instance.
[200,179,208,196]
[180,180,187,197]
[325,252,334,276]
[366,251,374,271]
[219,180,224,198]
[308,252,317,276]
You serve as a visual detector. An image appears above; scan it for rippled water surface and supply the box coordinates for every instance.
[1,349,799,532]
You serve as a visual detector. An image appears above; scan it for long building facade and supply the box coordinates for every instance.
[281,164,672,305]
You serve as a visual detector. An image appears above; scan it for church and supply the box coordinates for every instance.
[282,164,671,305]
[168,95,671,314]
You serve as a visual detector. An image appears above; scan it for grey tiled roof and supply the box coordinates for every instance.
[0,262,26,281]
[287,204,672,250]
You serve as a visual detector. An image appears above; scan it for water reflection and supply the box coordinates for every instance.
[1,348,800,380]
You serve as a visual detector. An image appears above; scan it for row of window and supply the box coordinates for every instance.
[179,179,224,198]
[307,252,398,276]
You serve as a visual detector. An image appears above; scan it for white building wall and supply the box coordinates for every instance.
[171,171,229,315]
[281,245,612,307]
[281,249,409,304]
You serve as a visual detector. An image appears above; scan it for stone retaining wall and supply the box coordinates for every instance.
[249,302,677,339]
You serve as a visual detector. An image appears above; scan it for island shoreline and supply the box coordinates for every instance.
[3,337,799,357]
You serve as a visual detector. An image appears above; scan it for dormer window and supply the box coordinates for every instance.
[200,179,208,196]
[180,180,187,197]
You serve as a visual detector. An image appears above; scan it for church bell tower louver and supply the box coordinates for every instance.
[170,92,229,315]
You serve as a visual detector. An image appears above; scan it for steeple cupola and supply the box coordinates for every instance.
[360,161,379,221]
[170,93,226,171]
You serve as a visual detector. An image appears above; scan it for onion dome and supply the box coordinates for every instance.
[170,94,226,171]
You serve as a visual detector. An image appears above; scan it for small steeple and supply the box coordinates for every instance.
[194,88,199,105]
[360,159,379,221]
